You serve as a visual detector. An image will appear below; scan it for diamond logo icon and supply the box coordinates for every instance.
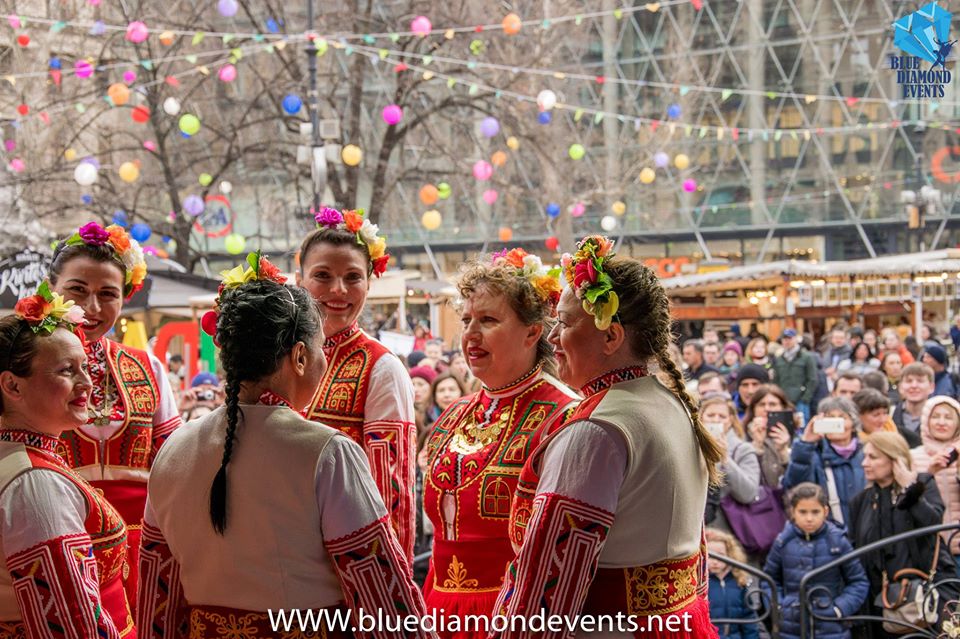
[893,1,954,66]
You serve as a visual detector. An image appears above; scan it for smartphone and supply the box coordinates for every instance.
[948,448,960,466]
[767,410,795,437]
[813,417,846,435]
[705,422,725,441]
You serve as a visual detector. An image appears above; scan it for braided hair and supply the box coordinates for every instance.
[603,257,722,485]
[208,280,322,534]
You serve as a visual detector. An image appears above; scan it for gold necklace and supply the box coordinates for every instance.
[449,404,510,455]
[88,370,113,427]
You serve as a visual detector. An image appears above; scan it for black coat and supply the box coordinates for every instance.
[847,475,960,638]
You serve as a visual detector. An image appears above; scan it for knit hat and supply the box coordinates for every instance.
[735,363,770,388]
[408,365,438,385]
[722,341,743,357]
[191,372,219,387]
[407,350,427,368]
[924,344,948,366]
[781,328,798,339]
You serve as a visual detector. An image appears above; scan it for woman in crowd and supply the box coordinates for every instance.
[297,207,417,560]
[409,364,438,436]
[863,329,879,353]
[910,396,960,561]
[425,373,466,430]
[838,342,881,377]
[848,431,959,638]
[492,236,722,638]
[746,337,773,371]
[701,394,761,536]
[782,397,865,527]
[853,389,899,440]
[0,289,134,636]
[49,222,181,607]
[719,342,743,384]
[879,351,903,403]
[880,330,915,366]
[743,385,794,488]
[138,254,430,637]
[448,351,480,393]
[422,248,578,637]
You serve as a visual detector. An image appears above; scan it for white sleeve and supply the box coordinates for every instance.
[0,470,89,556]
[317,435,389,542]
[536,420,628,512]
[148,351,182,433]
[364,354,415,425]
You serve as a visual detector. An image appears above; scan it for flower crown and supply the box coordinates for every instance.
[61,222,147,299]
[491,248,562,307]
[561,235,619,330]
[14,282,87,335]
[201,250,287,338]
[314,207,390,277]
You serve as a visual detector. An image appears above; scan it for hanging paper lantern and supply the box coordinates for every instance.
[667,103,682,119]
[74,60,94,79]
[198,173,213,186]
[640,167,656,184]
[545,203,561,218]
[90,21,106,36]
[143,141,157,152]
[382,104,403,125]
[506,136,520,151]
[142,245,158,257]
[107,83,130,106]
[568,144,586,160]
[122,70,137,84]
[64,148,77,161]
[74,162,98,186]
[341,144,362,166]
[479,117,500,138]
[502,13,522,35]
[217,0,239,17]
[125,21,149,44]
[411,16,432,36]
[130,223,151,242]
[112,210,128,227]
[570,202,585,217]
[419,184,439,205]
[682,178,697,192]
[653,151,669,168]
[224,233,246,255]
[81,194,93,205]
[491,151,508,167]
[482,189,498,205]
[437,182,452,199]
[49,58,62,70]
[218,64,237,82]
[282,94,302,115]
[472,160,493,181]
[162,97,181,116]
[674,154,690,170]
[118,162,139,183]
[600,215,618,231]
[159,31,175,46]
[220,181,233,194]
[16,105,28,116]
[611,200,626,216]
[498,227,513,242]
[536,90,557,111]
[545,236,560,251]
[265,18,279,33]
[4,140,14,152]
[16,34,29,47]
[131,105,150,123]
[179,114,201,135]
[421,210,442,230]
[183,195,205,216]
[8,159,25,173]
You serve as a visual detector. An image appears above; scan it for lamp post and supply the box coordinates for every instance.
[305,0,325,212]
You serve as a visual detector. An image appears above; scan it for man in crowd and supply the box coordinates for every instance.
[820,327,852,381]
[773,328,819,422]
[703,328,720,344]
[832,371,863,400]
[922,344,957,399]
[703,341,722,368]
[683,338,721,381]
[732,363,770,420]
[891,363,934,447]
[696,371,727,397]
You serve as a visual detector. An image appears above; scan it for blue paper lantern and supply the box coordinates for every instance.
[81,194,93,205]
[537,111,552,125]
[130,223,151,243]
[546,203,561,218]
[112,210,128,227]
[266,18,279,33]
[667,103,682,119]
[282,94,302,115]
[49,57,62,70]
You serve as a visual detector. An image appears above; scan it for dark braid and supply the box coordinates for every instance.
[207,279,322,535]
[604,258,723,486]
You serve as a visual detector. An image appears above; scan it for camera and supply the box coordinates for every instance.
[196,389,216,402]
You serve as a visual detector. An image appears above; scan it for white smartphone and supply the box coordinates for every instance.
[705,422,725,440]
[813,417,846,435]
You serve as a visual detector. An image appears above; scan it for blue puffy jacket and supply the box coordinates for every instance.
[782,439,865,527]
[708,572,760,639]
[763,521,869,639]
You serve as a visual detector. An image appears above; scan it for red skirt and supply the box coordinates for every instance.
[92,479,145,614]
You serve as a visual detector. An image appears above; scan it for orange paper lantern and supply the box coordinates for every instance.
[419,184,439,205]
[498,227,513,242]
[502,13,522,35]
[107,83,130,106]
[491,151,508,167]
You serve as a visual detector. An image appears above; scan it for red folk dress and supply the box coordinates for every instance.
[0,429,134,639]
[303,322,417,562]
[423,366,578,638]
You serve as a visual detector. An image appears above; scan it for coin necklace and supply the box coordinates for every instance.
[88,370,114,427]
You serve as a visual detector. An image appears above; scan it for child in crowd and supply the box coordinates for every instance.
[707,528,762,639]
[764,483,869,639]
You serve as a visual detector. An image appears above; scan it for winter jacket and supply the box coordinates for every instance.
[773,349,819,405]
[890,403,924,448]
[782,438,865,527]
[763,521,869,639]
[821,344,853,371]
[910,396,960,554]
[709,572,761,639]
[933,371,958,399]
[709,431,762,536]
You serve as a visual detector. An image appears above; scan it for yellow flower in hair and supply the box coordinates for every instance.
[220,264,256,287]
[368,237,387,260]
[587,290,619,330]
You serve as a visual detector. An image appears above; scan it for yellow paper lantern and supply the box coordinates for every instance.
[612,200,626,216]
[421,210,442,230]
[674,153,690,170]
[498,227,513,242]
[506,136,520,151]
[107,83,130,106]
[118,161,139,183]
[341,144,362,166]
[491,151,508,167]
[419,184,439,206]
[64,148,77,161]
[639,167,656,184]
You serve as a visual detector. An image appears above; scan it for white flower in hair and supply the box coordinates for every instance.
[522,254,543,276]
[122,240,145,271]
[64,305,87,325]
[359,220,380,245]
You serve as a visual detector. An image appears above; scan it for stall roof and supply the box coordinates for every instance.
[663,249,960,292]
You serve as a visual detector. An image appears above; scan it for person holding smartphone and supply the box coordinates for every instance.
[743,385,795,488]
[910,396,960,559]
[782,397,865,527]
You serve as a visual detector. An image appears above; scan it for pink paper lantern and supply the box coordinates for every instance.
[74,60,94,79]
[143,140,157,152]
[218,64,237,82]
[411,16,432,36]
[472,160,493,181]
[682,178,697,192]
[126,21,149,44]
[122,70,137,84]
[9,158,25,173]
[570,202,585,217]
[382,104,403,125]
[482,189,498,204]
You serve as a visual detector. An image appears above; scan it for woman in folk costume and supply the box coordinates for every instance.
[492,236,722,639]
[297,207,417,561]
[423,249,579,637]
[47,222,181,608]
[0,289,135,637]
[138,253,431,638]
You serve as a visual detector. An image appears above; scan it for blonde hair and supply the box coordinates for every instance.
[699,394,745,439]
[705,528,752,588]
[866,431,912,488]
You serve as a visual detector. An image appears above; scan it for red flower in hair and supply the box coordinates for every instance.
[14,295,52,323]
[372,255,390,277]
[503,248,527,269]
[573,260,598,290]
[342,210,364,233]
[258,257,287,284]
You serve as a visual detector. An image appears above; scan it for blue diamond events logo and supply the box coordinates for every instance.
[891,1,955,98]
